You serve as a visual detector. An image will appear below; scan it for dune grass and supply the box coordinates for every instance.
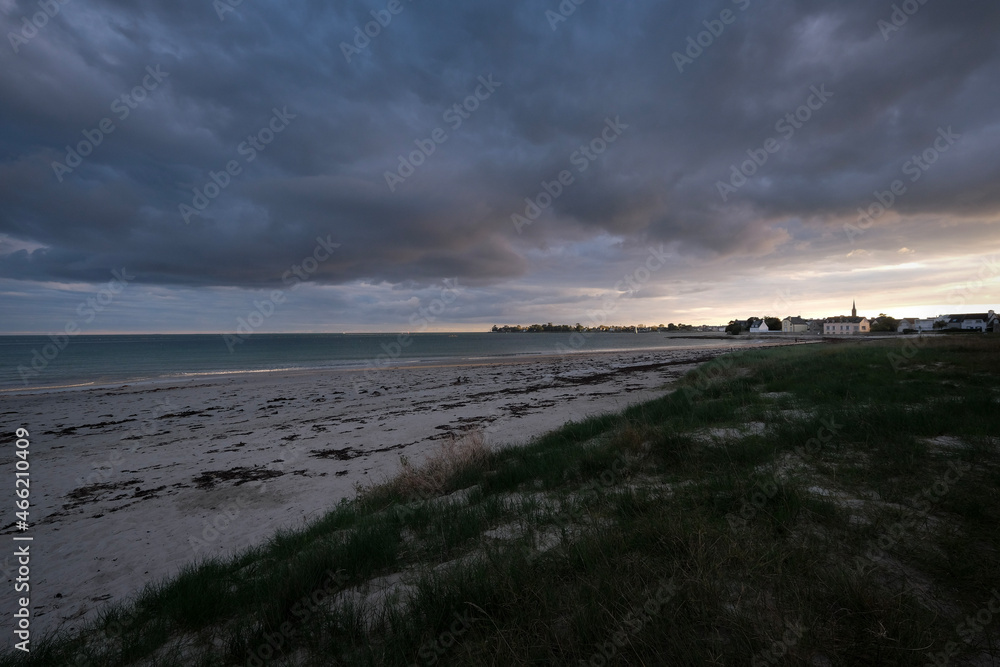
[7,336,1000,665]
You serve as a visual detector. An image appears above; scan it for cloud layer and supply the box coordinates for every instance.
[1,0,998,330]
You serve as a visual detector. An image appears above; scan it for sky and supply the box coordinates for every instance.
[0,0,998,334]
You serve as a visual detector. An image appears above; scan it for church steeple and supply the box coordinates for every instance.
[852,300,857,318]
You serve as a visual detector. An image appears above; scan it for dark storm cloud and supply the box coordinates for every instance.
[1,0,998,295]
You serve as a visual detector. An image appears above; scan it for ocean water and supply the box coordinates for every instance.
[0,332,761,391]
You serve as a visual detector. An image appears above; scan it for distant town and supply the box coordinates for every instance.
[491,303,999,335]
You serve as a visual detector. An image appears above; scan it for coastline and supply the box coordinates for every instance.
[0,342,798,640]
[0,331,787,395]
[0,337,770,396]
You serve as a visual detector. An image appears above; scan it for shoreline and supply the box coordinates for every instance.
[5,331,939,396]
[0,338,773,397]
[0,342,800,641]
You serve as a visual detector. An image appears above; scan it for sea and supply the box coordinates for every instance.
[0,332,766,392]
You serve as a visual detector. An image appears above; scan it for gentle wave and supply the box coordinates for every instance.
[0,332,763,392]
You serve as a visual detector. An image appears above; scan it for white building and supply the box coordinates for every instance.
[916,317,947,331]
[823,301,869,335]
[824,317,870,335]
[946,311,996,332]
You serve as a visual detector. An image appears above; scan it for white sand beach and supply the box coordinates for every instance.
[0,344,773,639]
